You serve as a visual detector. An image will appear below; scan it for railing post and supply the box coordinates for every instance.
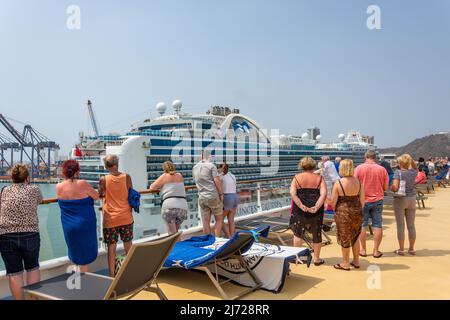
[256,182,262,212]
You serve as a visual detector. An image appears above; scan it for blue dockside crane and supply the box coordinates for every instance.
[0,114,60,179]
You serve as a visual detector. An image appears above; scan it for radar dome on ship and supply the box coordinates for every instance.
[301,132,309,139]
[172,100,182,114]
[156,102,167,116]
[315,135,322,141]
[338,133,345,141]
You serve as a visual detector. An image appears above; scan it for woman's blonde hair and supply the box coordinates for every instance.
[397,154,417,170]
[339,159,354,177]
[299,157,316,171]
[10,164,29,183]
[163,161,176,175]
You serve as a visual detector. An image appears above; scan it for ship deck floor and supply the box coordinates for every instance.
[131,186,450,300]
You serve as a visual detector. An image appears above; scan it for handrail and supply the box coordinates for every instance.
[39,176,293,205]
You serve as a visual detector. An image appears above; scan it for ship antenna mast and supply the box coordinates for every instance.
[87,100,101,137]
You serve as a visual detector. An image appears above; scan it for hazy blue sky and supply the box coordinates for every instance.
[1,0,449,154]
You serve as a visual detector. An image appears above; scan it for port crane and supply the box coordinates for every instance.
[0,114,59,178]
[0,133,19,175]
[87,100,101,137]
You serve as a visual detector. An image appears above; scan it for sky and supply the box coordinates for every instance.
[0,0,449,154]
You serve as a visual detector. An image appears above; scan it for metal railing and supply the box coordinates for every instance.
[39,176,293,204]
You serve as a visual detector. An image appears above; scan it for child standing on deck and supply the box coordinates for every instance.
[99,155,134,277]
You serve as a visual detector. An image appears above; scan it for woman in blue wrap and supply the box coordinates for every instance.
[56,160,99,272]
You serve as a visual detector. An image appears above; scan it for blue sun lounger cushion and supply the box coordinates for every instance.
[163,226,270,269]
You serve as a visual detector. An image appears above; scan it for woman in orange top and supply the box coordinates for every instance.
[99,155,134,277]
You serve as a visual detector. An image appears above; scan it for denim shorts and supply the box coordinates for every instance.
[223,193,238,211]
[0,232,40,276]
[362,200,383,228]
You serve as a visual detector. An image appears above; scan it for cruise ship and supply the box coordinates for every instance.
[73,101,374,238]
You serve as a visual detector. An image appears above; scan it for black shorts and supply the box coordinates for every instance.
[0,232,40,276]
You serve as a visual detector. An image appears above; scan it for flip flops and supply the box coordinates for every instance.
[373,252,383,259]
[334,264,351,271]
[408,250,416,256]
[314,259,325,266]
[394,249,405,256]
[350,262,360,269]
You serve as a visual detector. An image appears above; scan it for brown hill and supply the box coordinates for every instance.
[380,133,450,159]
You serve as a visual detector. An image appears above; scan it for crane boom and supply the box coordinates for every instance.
[0,114,27,145]
[87,100,100,137]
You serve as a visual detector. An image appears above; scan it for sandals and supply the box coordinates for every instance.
[314,259,325,266]
[350,262,360,269]
[408,249,416,256]
[359,252,367,257]
[334,264,351,271]
[373,252,383,259]
[394,249,405,256]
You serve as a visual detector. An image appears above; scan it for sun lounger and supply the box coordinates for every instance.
[23,231,181,300]
[164,229,263,300]
[416,190,428,210]
[384,191,426,210]
[164,227,310,297]
[415,181,435,194]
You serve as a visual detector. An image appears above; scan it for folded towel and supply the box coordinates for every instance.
[128,188,141,213]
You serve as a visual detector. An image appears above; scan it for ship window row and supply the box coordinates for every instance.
[148,139,265,149]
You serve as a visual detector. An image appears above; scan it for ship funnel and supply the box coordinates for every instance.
[156,102,167,116]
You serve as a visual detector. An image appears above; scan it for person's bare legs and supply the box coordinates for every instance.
[167,222,178,235]
[9,273,25,300]
[123,241,132,255]
[293,235,303,247]
[359,228,367,256]
[24,269,41,300]
[340,247,351,269]
[312,243,322,263]
[351,240,361,266]
[228,208,237,236]
[202,212,212,235]
[408,237,416,254]
[107,243,117,277]
[221,211,231,238]
[78,265,89,273]
[372,227,383,256]
[214,214,224,238]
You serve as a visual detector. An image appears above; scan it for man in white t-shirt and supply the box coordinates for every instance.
[321,156,340,198]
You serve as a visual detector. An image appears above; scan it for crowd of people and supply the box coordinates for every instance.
[0,149,447,299]
[289,151,449,271]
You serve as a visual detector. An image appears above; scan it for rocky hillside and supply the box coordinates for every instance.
[380,133,450,159]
